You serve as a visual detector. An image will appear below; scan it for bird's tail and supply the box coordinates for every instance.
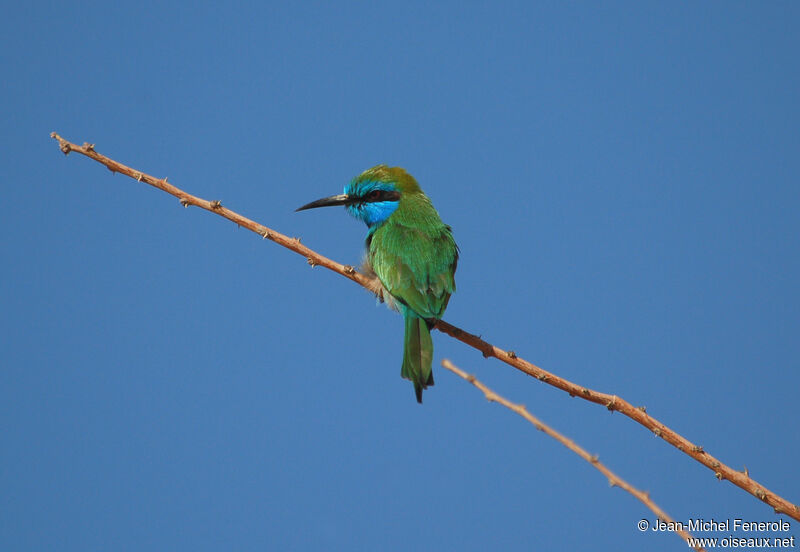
[401,313,435,403]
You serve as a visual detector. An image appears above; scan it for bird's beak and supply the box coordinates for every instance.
[295,194,355,212]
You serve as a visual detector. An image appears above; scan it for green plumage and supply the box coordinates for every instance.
[401,315,434,403]
[297,164,457,402]
[361,167,458,403]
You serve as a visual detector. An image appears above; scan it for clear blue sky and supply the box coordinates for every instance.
[2,2,799,550]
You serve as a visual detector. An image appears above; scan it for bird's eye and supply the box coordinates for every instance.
[368,190,382,201]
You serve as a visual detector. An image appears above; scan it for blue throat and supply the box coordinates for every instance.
[344,181,400,228]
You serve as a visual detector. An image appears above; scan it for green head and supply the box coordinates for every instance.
[296,165,422,227]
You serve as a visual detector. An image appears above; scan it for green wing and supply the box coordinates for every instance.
[368,222,457,319]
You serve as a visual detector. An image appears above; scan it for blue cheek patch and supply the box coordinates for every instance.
[346,200,399,227]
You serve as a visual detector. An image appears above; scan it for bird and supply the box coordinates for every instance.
[297,165,458,403]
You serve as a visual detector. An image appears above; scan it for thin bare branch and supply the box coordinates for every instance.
[442,359,705,551]
[50,132,800,522]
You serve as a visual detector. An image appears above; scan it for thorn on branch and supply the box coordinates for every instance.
[179,198,190,208]
[343,265,356,275]
[137,173,144,182]
[605,400,616,411]
[307,257,317,267]
[82,142,95,152]
[755,488,767,501]
[742,465,749,477]
[637,405,647,413]
[210,200,222,209]
[262,229,271,240]
[653,428,662,437]
[715,472,724,480]
[53,134,71,155]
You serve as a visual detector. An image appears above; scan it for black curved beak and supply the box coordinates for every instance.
[295,194,355,212]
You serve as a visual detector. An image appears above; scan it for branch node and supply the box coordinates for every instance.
[715,472,724,480]
[582,388,591,396]
[691,445,704,454]
[653,428,662,437]
[307,257,317,268]
[507,350,517,358]
[537,374,549,382]
[54,135,72,155]
[179,198,190,208]
[343,265,356,275]
[636,405,647,413]
[137,173,144,182]
[262,229,272,240]
[210,200,222,209]
[82,142,96,151]
[755,488,767,501]
[590,454,599,463]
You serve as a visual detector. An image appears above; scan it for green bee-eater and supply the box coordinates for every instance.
[297,165,458,403]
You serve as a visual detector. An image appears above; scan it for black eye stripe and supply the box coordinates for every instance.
[364,190,401,203]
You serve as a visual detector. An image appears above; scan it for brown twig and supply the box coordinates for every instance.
[50,132,800,522]
[442,359,705,551]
